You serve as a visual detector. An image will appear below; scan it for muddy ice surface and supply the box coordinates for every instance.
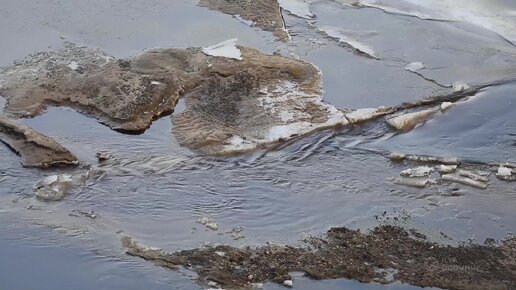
[1,0,516,290]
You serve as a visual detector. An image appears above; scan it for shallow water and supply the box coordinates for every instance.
[1,0,516,289]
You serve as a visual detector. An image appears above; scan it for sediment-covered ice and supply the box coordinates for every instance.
[202,38,243,60]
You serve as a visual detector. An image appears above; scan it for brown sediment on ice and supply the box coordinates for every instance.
[0,43,347,155]
[0,43,188,133]
[198,0,290,41]
[0,117,78,168]
[122,225,516,290]
[172,46,348,155]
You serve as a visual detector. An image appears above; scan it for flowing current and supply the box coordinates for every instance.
[1,0,516,289]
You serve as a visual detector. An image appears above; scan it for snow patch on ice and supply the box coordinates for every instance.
[202,38,243,60]
[404,62,425,72]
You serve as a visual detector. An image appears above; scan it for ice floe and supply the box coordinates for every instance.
[442,173,488,189]
[496,166,515,181]
[400,166,434,177]
[386,107,439,131]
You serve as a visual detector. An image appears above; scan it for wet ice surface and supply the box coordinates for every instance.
[369,82,516,163]
[1,0,516,289]
[0,0,277,65]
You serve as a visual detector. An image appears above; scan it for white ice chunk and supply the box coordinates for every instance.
[497,166,513,177]
[440,102,454,112]
[442,173,488,189]
[452,81,470,92]
[386,108,439,131]
[437,165,457,174]
[400,166,435,177]
[202,38,243,60]
[68,61,79,71]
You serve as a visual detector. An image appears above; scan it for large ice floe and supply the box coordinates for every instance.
[0,41,350,156]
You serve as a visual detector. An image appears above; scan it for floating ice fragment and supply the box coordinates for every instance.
[386,107,438,131]
[196,216,219,231]
[405,155,460,165]
[206,222,219,231]
[400,166,435,177]
[496,166,515,181]
[456,169,489,182]
[442,173,487,189]
[34,174,74,201]
[395,177,430,188]
[437,165,457,174]
[387,152,406,161]
[202,39,243,60]
[440,102,454,112]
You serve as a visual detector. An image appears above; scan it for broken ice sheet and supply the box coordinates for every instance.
[372,82,516,163]
[318,26,378,59]
[310,1,516,86]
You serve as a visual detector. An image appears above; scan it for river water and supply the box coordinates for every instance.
[1,0,515,289]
